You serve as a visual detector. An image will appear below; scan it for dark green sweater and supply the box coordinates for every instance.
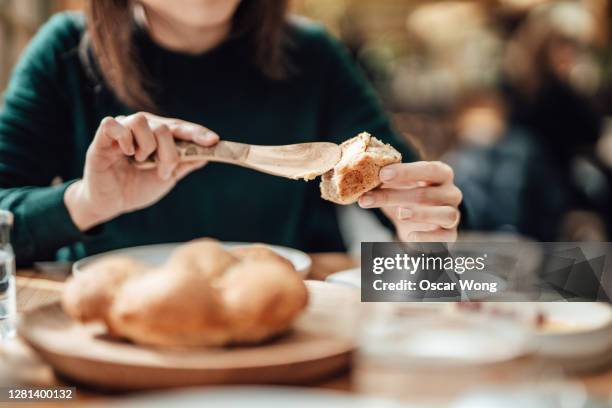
[0,12,415,265]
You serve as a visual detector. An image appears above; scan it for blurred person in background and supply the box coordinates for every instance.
[502,1,607,240]
[444,91,565,241]
[0,0,463,266]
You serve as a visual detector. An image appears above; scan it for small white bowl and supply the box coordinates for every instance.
[453,301,612,372]
[533,302,612,358]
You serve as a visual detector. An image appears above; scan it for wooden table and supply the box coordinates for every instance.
[5,253,612,405]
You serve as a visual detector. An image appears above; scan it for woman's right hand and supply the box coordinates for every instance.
[64,112,219,231]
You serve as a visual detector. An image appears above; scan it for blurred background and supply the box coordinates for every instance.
[2,0,612,242]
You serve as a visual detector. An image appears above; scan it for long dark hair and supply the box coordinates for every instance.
[84,0,290,111]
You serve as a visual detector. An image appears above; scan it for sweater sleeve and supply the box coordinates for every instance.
[0,14,86,265]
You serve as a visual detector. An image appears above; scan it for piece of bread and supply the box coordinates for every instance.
[62,239,308,348]
[166,238,238,281]
[108,266,232,347]
[320,132,402,204]
[220,260,308,343]
[61,257,146,324]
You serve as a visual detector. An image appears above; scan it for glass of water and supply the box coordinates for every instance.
[354,303,560,406]
[0,210,15,340]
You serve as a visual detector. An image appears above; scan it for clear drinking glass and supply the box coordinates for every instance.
[354,303,561,407]
[0,210,15,340]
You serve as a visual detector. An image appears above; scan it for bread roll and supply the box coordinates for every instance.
[166,238,238,280]
[63,238,308,348]
[320,132,401,204]
[220,260,308,343]
[108,267,232,347]
[62,257,146,323]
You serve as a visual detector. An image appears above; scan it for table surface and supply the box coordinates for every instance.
[5,252,612,404]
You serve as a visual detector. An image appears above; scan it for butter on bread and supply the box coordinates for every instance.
[320,132,401,204]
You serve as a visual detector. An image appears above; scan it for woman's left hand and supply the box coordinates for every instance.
[358,161,462,242]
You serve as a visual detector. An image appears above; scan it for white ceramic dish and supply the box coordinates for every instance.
[93,386,411,408]
[533,303,612,358]
[452,301,612,372]
[73,242,312,278]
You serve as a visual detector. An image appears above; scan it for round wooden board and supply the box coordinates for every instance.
[18,281,359,391]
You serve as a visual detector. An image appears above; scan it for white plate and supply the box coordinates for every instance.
[73,242,311,278]
[95,386,411,408]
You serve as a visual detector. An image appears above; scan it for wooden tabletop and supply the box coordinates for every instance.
[5,253,612,404]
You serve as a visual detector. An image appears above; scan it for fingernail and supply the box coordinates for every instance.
[194,131,217,145]
[359,195,375,207]
[380,168,395,182]
[398,208,412,220]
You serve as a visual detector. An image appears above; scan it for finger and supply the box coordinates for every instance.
[379,161,454,187]
[130,112,219,146]
[153,124,180,180]
[380,181,428,190]
[118,113,157,162]
[143,113,219,147]
[359,185,462,208]
[173,160,207,180]
[397,205,460,229]
[381,206,435,230]
[95,117,134,156]
[400,228,458,242]
[169,123,219,146]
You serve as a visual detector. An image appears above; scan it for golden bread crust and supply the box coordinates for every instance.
[61,239,307,348]
[220,260,308,343]
[108,267,232,347]
[61,257,146,323]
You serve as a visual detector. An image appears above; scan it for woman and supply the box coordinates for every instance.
[0,0,462,266]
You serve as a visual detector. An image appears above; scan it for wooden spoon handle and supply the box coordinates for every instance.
[131,141,250,170]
